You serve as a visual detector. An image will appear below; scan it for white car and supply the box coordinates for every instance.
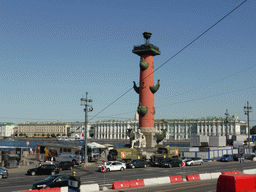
[186,157,204,166]
[98,161,126,172]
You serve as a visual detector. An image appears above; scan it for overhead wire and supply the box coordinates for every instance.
[89,0,248,122]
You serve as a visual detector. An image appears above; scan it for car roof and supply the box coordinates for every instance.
[42,164,56,166]
[59,161,72,163]
[53,174,69,177]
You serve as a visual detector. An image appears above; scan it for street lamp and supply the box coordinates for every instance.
[225,109,229,146]
[81,92,93,164]
[244,101,252,154]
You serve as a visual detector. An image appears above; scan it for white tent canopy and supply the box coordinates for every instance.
[87,142,106,148]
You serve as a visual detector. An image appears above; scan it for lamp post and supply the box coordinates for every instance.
[81,92,93,164]
[244,101,252,154]
[225,109,229,146]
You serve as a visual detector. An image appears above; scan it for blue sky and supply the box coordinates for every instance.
[0,0,255,124]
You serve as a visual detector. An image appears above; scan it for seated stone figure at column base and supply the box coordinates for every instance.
[131,128,146,148]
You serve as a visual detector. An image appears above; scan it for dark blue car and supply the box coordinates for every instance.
[220,154,233,162]
[0,168,8,179]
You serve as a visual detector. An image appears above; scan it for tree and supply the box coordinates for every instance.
[51,133,56,138]
[57,133,60,137]
[34,133,37,137]
[47,133,50,138]
[42,133,45,137]
[62,133,66,136]
[19,133,23,137]
[155,128,167,144]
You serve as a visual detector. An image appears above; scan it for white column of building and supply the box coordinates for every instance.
[235,122,240,135]
[185,123,188,139]
[177,123,180,140]
[173,123,176,140]
[109,125,112,139]
[166,124,169,140]
[197,124,200,136]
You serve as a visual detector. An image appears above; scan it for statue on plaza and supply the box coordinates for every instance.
[131,128,146,148]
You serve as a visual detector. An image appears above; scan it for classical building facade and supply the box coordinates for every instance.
[0,123,16,137]
[69,122,92,139]
[155,120,247,141]
[92,119,248,141]
[17,122,70,137]
[93,120,138,140]
[13,118,248,141]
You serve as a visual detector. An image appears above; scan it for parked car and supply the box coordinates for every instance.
[0,168,8,179]
[233,154,243,161]
[126,159,147,169]
[27,164,60,176]
[98,161,126,172]
[56,161,74,171]
[186,157,204,166]
[180,157,193,162]
[151,158,164,167]
[220,154,234,162]
[244,153,255,160]
[32,174,70,189]
[161,158,182,168]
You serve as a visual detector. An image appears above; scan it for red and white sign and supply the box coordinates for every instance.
[175,149,178,155]
[26,141,30,146]
[121,152,126,158]
[101,166,106,172]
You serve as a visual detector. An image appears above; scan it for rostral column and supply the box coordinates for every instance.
[132,32,161,148]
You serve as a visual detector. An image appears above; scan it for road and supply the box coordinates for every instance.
[113,179,218,192]
[2,160,255,192]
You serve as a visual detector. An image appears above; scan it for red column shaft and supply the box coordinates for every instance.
[139,55,154,128]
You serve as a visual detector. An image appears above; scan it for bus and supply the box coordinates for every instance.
[36,142,106,164]
[36,144,82,165]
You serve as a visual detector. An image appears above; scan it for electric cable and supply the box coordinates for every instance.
[89,0,248,121]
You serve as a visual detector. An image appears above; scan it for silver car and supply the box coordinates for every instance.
[186,157,204,166]
[0,168,8,179]
[180,157,193,162]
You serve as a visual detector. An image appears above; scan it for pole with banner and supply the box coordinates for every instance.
[101,162,106,189]
[26,141,29,155]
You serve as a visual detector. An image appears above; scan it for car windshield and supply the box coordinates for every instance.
[222,155,229,157]
[106,162,111,165]
[44,175,58,181]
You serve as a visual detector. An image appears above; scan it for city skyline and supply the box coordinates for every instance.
[0,0,255,125]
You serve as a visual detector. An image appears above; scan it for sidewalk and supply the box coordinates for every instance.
[7,155,40,174]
